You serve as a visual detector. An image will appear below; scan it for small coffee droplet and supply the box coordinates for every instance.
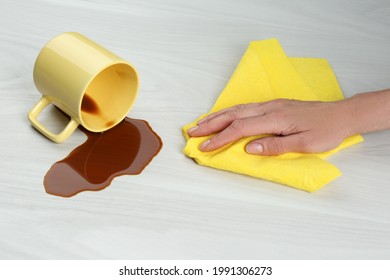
[106,121,115,127]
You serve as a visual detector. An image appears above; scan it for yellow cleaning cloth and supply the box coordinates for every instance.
[182,39,363,192]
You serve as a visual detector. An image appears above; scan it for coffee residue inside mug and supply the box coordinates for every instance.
[44,117,162,197]
[81,93,99,114]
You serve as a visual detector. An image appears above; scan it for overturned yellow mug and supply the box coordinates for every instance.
[28,32,139,143]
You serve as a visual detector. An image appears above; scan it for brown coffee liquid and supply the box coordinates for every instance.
[81,93,99,114]
[44,117,162,197]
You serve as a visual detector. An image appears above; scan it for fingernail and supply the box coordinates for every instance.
[246,143,263,154]
[200,139,211,150]
[187,125,199,134]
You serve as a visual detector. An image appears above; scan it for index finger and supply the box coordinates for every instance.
[199,114,280,152]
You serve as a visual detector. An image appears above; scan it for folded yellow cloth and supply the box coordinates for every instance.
[182,38,363,192]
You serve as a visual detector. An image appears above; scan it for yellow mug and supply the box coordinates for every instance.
[28,32,139,143]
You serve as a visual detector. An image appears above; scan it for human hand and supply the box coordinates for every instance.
[187,99,353,156]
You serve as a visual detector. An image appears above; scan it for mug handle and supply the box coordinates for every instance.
[28,96,79,143]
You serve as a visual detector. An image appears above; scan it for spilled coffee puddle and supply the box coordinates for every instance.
[44,117,162,197]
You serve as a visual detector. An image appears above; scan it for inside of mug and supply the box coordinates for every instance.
[80,63,138,131]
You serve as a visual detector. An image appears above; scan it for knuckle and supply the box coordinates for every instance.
[225,109,238,120]
[224,104,246,120]
[225,106,242,119]
[203,118,214,128]
[228,119,245,136]
[266,137,284,155]
[268,111,287,132]
[234,104,246,113]
[270,98,288,106]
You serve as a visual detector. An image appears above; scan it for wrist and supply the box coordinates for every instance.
[337,89,390,137]
[336,95,360,137]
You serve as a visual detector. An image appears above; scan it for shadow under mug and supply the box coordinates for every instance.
[28,32,139,143]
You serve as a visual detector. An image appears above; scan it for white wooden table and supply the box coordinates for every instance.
[1,0,389,259]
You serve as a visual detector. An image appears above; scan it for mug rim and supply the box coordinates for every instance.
[78,61,139,132]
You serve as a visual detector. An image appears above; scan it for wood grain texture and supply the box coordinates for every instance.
[0,0,389,259]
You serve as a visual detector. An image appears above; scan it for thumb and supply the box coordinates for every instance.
[246,134,306,156]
